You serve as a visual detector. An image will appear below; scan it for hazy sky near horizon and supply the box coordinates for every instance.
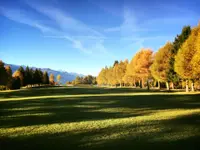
[0,0,199,75]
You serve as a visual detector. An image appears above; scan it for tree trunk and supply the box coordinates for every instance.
[147,80,150,91]
[120,82,122,88]
[191,82,194,92]
[133,79,136,87]
[158,81,160,89]
[142,78,144,88]
[166,82,169,91]
[171,82,174,89]
[154,80,157,87]
[139,80,141,88]
[186,80,189,92]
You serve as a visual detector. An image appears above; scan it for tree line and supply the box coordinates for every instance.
[0,62,55,90]
[67,75,97,85]
[0,61,96,90]
[97,23,200,92]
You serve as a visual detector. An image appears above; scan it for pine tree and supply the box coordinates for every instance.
[0,60,7,87]
[25,66,32,86]
[167,26,191,88]
[43,71,49,84]
[113,60,119,67]
[12,77,21,89]
[18,66,25,86]
[33,69,42,85]
[29,68,34,86]
[38,69,44,85]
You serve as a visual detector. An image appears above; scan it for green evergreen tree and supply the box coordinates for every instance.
[18,66,25,86]
[167,26,191,88]
[25,66,32,86]
[43,71,49,84]
[113,60,119,67]
[33,69,41,85]
[12,77,21,89]
[0,60,7,86]
[38,69,44,85]
[29,68,34,86]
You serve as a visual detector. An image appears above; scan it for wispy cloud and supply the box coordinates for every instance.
[26,2,103,37]
[0,2,113,57]
[104,7,150,34]
[0,7,55,33]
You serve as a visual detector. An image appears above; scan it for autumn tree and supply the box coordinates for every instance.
[175,23,200,92]
[13,70,23,87]
[109,66,118,86]
[129,49,153,89]
[123,61,136,87]
[5,66,13,90]
[75,76,81,85]
[92,77,97,85]
[151,42,173,90]
[191,25,200,79]
[49,73,55,85]
[116,60,128,87]
[97,67,108,86]
[57,74,61,85]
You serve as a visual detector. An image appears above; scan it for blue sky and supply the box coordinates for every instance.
[0,0,199,75]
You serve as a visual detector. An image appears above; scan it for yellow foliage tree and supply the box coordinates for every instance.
[13,70,23,87]
[175,23,200,92]
[116,59,128,87]
[191,24,200,79]
[151,42,173,90]
[130,49,153,88]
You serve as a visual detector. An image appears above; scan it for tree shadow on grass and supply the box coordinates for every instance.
[0,94,200,128]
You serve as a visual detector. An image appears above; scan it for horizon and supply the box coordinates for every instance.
[1,0,200,76]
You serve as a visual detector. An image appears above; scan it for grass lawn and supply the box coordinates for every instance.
[0,87,200,150]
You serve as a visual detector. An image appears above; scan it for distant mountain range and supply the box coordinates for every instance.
[6,63,84,84]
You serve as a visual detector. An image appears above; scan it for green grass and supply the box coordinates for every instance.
[0,87,200,150]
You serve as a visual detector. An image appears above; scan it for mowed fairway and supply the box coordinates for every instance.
[0,87,200,150]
